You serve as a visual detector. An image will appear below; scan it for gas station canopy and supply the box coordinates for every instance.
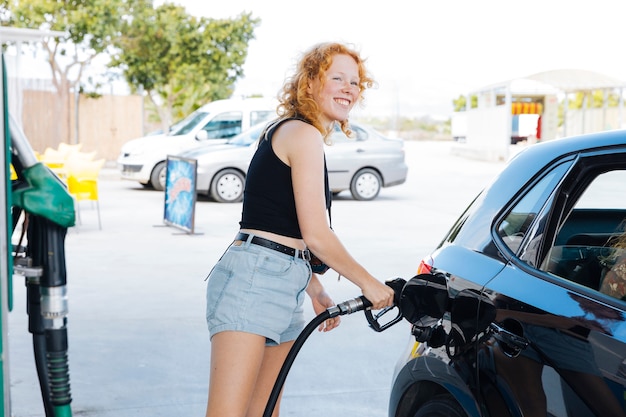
[526,69,625,93]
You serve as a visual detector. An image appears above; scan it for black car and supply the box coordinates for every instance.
[389,130,626,417]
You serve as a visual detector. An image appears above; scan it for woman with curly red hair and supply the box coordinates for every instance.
[204,42,394,417]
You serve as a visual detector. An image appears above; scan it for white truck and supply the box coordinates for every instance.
[117,97,277,190]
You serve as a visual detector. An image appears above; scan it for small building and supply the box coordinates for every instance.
[451,69,625,161]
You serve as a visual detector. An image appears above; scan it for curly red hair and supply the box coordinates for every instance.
[277,42,374,141]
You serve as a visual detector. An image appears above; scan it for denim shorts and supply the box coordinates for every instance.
[206,234,312,346]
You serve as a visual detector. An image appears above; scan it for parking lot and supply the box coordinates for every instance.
[8,140,510,416]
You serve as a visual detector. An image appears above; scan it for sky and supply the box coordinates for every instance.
[156,1,626,119]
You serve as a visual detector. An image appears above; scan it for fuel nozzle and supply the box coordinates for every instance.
[327,296,372,317]
[325,277,408,330]
[333,278,406,332]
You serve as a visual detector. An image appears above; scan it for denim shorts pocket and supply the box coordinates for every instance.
[254,251,294,276]
[205,264,234,322]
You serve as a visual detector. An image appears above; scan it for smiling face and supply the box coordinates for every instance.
[308,53,360,126]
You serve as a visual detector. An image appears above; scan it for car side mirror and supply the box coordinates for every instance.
[196,130,209,141]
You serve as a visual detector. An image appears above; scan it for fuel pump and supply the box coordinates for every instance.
[9,113,75,417]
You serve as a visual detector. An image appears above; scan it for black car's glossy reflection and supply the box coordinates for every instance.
[390,130,626,417]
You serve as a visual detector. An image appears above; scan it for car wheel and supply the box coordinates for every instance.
[350,168,381,201]
[414,394,467,417]
[210,169,245,203]
[150,161,167,191]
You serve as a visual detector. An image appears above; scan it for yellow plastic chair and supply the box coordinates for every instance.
[66,158,105,230]
[71,150,97,161]
[41,147,69,180]
[40,144,92,181]
[57,142,82,156]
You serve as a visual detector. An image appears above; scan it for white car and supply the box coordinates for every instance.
[177,121,408,203]
[117,97,277,190]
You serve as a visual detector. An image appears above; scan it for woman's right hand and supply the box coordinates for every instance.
[361,279,395,310]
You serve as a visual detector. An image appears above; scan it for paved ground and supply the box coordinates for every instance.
[7,140,513,416]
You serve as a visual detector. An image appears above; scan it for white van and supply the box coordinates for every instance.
[117,97,277,190]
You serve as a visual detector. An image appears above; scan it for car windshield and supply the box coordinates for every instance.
[168,111,209,136]
[227,124,265,146]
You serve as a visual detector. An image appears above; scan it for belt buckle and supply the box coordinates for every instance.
[301,249,311,261]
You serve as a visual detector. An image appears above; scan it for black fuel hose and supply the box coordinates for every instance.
[27,281,54,417]
[27,215,72,415]
[263,296,372,417]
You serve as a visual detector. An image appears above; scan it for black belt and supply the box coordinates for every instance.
[235,232,310,260]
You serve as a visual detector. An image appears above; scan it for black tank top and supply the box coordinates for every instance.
[239,118,331,239]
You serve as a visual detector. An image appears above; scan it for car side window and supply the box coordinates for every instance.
[172,112,208,136]
[540,169,626,301]
[250,111,274,127]
[497,166,567,254]
[329,124,347,143]
[330,124,368,144]
[201,111,242,139]
[351,125,368,141]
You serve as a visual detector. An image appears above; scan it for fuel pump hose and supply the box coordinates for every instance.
[262,296,372,417]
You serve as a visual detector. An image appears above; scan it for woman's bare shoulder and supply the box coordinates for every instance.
[274,118,319,139]
[272,119,324,165]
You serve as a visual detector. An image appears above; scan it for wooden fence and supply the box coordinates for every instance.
[21,90,145,161]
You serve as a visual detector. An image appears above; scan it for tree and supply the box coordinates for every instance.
[452,94,478,112]
[567,90,621,109]
[452,94,466,112]
[1,0,129,143]
[110,2,259,132]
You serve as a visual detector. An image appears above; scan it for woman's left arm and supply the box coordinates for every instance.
[306,274,341,332]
